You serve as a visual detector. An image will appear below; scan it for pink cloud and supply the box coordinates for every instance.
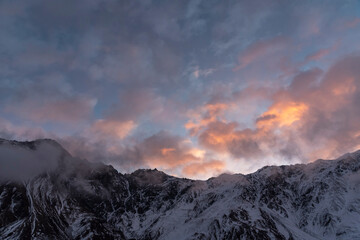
[305,41,340,62]
[234,36,288,70]
[0,118,48,140]
[345,17,360,28]
[91,119,136,140]
[306,48,331,61]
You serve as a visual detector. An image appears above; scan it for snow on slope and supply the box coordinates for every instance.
[1,139,360,239]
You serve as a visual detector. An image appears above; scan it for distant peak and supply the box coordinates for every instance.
[130,168,171,185]
[132,168,163,174]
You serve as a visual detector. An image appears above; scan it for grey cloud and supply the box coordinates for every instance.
[3,75,96,124]
[256,114,277,123]
[0,140,65,181]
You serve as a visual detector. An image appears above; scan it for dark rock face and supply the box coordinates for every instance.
[1,139,360,239]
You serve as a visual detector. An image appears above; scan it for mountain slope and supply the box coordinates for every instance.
[1,139,360,239]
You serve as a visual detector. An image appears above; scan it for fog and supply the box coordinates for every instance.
[0,140,63,181]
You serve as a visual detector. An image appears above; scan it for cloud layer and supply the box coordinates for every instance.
[1,0,360,179]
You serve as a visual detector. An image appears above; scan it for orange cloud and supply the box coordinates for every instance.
[256,101,308,128]
[182,160,225,178]
[186,55,360,164]
[185,102,230,135]
[257,55,360,160]
[198,121,238,151]
[138,132,202,170]
[161,148,176,155]
[146,152,199,169]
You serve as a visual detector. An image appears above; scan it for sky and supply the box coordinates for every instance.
[1,0,360,179]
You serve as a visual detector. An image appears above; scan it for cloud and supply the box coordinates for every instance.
[182,160,225,179]
[134,131,226,179]
[296,8,323,37]
[255,114,277,123]
[108,88,166,123]
[56,118,138,169]
[187,55,360,164]
[185,103,230,136]
[197,121,262,158]
[186,102,264,159]
[137,131,200,169]
[1,0,360,179]
[7,96,96,124]
[0,118,48,141]
[48,53,360,177]
[305,42,340,62]
[91,119,136,140]
[0,140,64,181]
[345,17,360,29]
[211,0,276,54]
[234,36,288,70]
[306,48,331,62]
[256,101,308,128]
[3,75,96,124]
[193,66,215,79]
[291,55,360,158]
[60,129,225,179]
[231,36,299,88]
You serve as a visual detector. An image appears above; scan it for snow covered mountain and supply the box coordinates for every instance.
[1,138,360,240]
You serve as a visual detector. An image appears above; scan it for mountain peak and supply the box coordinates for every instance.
[129,168,172,185]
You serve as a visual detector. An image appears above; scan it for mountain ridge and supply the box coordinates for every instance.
[1,138,360,239]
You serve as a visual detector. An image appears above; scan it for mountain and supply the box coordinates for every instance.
[1,139,360,240]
